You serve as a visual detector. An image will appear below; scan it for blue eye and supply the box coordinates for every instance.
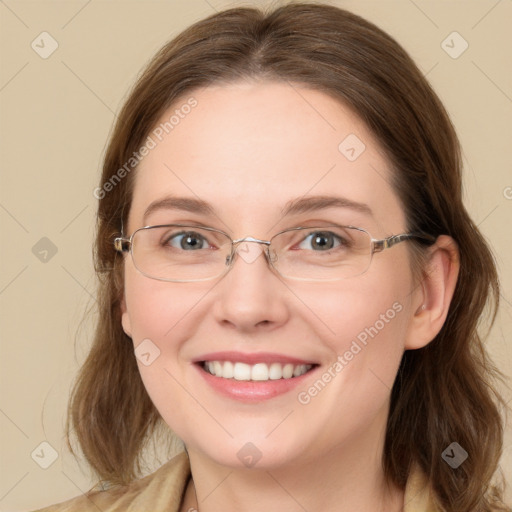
[297,231,343,251]
[165,231,210,250]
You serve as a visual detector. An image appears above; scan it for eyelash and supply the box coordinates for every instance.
[162,229,348,251]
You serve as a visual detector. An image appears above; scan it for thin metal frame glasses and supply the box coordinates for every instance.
[114,224,435,283]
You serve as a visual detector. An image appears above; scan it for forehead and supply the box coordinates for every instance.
[128,80,406,235]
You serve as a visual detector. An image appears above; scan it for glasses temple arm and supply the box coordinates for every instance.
[114,237,131,252]
[373,233,436,253]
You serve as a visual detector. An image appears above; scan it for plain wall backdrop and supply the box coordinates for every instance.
[0,0,511,510]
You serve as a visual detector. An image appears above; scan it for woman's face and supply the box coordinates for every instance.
[121,80,421,469]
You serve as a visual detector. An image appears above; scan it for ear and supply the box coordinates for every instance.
[120,295,132,338]
[404,235,460,350]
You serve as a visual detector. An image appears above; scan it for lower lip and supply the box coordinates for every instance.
[195,363,318,403]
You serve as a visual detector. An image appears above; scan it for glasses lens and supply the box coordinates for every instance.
[271,226,372,280]
[132,225,232,282]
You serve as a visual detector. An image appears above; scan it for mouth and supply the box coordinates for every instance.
[199,360,315,381]
[193,353,320,402]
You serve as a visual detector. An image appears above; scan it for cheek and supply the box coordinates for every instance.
[302,261,413,405]
[302,267,411,356]
[290,278,410,452]
[121,269,186,400]
[122,263,200,342]
[121,265,210,391]
[121,270,204,435]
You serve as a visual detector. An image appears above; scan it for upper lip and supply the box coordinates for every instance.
[192,351,318,366]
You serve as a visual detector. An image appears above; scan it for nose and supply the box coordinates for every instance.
[212,238,289,332]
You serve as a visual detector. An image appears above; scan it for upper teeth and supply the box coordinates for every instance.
[203,361,313,381]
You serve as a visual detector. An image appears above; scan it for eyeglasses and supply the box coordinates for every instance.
[114,224,435,282]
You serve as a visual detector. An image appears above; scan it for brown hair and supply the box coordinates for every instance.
[67,2,509,510]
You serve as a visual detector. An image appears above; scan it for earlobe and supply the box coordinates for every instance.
[120,296,132,338]
[404,235,460,350]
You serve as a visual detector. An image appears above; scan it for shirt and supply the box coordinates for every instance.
[33,451,439,511]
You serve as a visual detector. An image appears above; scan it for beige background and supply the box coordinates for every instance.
[0,0,511,510]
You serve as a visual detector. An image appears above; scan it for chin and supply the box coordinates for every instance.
[187,435,312,471]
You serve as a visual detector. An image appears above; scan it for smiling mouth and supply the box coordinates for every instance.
[200,361,317,381]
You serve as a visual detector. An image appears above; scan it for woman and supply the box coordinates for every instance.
[35,2,509,511]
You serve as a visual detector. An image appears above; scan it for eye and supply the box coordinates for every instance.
[164,231,211,251]
[297,231,344,251]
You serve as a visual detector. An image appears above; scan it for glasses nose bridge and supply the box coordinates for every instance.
[228,236,273,268]
[232,236,271,246]
[231,236,272,255]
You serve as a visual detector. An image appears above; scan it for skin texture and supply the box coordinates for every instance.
[120,81,459,512]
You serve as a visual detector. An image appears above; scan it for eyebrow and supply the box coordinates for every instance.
[142,194,373,224]
[281,195,373,217]
[143,196,214,223]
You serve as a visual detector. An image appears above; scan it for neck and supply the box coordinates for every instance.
[181,413,404,512]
